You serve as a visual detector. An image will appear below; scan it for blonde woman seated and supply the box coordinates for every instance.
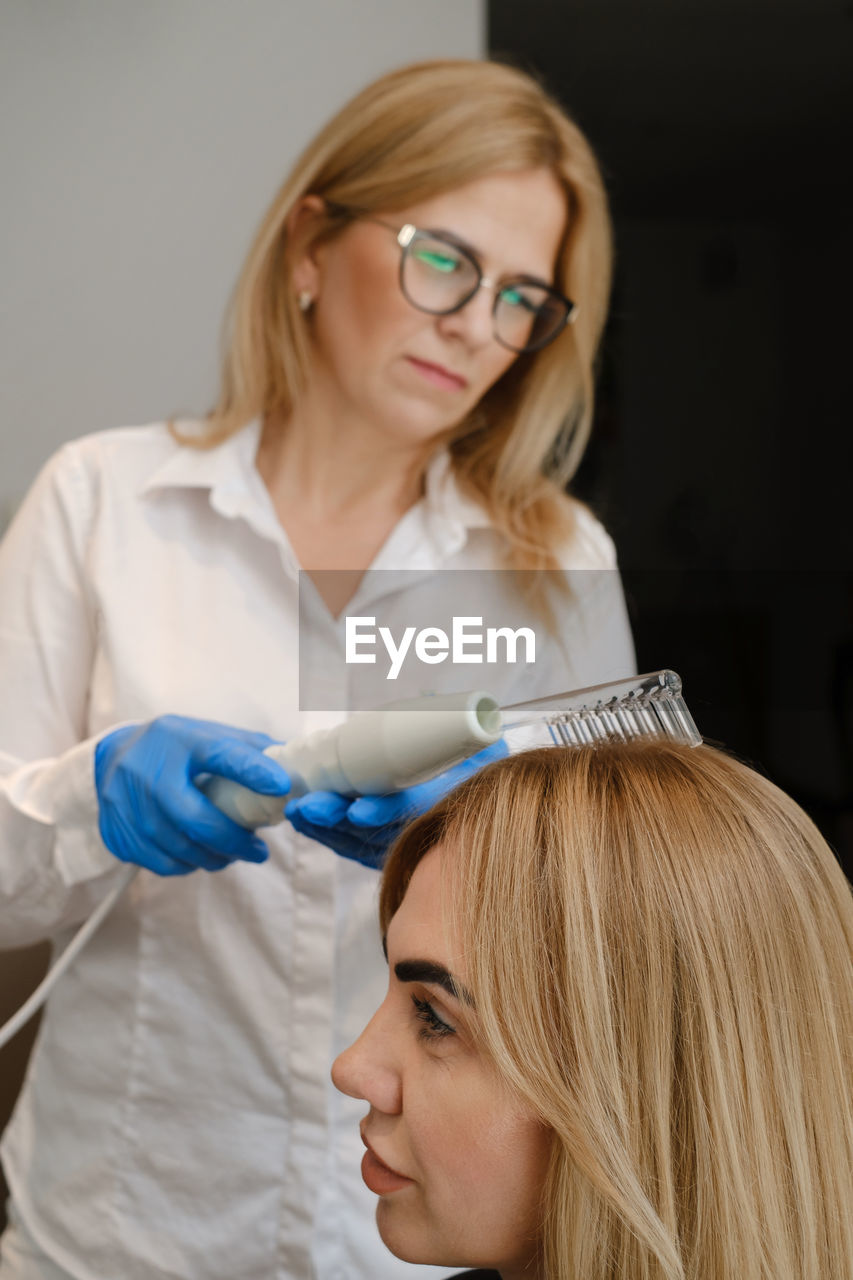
[333,740,853,1280]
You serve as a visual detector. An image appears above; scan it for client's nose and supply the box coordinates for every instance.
[331,1006,403,1115]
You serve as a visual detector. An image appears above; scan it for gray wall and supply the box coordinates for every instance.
[0,0,484,1222]
[0,0,485,529]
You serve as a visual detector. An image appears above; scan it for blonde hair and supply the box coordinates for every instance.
[187,58,614,576]
[381,742,853,1279]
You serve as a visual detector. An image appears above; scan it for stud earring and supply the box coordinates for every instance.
[297,290,314,312]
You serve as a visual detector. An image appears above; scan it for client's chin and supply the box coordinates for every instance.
[375,1200,499,1273]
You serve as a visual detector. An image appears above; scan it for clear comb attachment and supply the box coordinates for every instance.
[501,670,702,750]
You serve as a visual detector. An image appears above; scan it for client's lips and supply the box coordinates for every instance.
[406,355,468,390]
[360,1134,414,1195]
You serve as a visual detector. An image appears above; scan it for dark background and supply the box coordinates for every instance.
[490,0,853,875]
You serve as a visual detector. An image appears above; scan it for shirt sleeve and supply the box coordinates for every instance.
[0,444,123,947]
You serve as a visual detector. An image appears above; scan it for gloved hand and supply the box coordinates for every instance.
[94,714,291,876]
[285,739,508,869]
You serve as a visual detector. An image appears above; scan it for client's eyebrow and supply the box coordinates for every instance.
[394,959,475,1008]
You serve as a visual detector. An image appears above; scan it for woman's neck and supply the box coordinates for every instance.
[256,401,433,524]
[255,400,440,610]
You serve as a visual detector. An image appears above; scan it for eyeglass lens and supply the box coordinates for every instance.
[400,232,569,352]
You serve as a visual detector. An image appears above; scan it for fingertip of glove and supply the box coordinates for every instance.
[248,759,291,795]
[345,798,381,826]
[347,796,409,827]
[286,794,348,827]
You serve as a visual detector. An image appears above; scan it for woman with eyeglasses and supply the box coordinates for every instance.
[0,59,634,1279]
[334,741,853,1279]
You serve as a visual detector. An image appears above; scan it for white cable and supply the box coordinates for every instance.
[0,863,138,1050]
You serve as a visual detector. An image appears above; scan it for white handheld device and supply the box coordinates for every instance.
[200,689,502,827]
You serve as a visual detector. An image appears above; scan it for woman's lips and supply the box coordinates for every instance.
[360,1139,414,1195]
[406,355,468,391]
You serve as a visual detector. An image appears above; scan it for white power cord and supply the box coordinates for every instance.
[0,864,138,1050]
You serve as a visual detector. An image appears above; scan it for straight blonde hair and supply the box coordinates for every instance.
[381,742,853,1279]
[184,58,614,576]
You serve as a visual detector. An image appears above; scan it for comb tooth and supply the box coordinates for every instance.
[651,694,682,742]
[574,715,595,745]
[549,717,573,746]
[641,698,663,736]
[583,709,608,742]
[618,704,641,738]
[597,709,614,739]
[668,693,703,746]
[635,702,659,736]
[611,704,630,737]
[549,718,569,746]
[568,717,587,746]
[609,705,626,737]
[599,706,627,741]
[576,711,594,740]
[589,714,606,743]
[564,718,584,746]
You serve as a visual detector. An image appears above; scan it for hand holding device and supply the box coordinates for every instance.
[284,739,508,868]
[94,714,291,876]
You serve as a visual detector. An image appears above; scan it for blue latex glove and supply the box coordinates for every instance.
[285,739,508,869]
[94,714,291,876]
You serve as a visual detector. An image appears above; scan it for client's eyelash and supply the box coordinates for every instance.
[412,995,455,1040]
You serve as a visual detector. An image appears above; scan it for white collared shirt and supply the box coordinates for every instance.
[0,421,634,1280]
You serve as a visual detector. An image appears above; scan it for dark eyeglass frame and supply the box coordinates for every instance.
[324,202,577,354]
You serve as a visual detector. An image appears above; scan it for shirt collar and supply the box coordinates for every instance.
[139,418,263,500]
[139,418,290,545]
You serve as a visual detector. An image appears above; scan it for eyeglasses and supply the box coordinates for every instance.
[326,203,577,353]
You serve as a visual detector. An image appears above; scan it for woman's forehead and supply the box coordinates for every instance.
[387,843,458,961]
